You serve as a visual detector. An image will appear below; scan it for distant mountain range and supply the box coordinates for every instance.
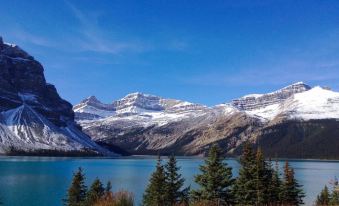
[0,37,112,156]
[1,37,338,158]
[74,82,339,159]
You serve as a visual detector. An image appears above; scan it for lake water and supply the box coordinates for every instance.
[0,157,338,206]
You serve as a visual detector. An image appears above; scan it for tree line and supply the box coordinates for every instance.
[142,142,305,206]
[63,168,133,206]
[63,142,305,206]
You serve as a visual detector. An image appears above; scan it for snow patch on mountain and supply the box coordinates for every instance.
[76,105,116,118]
[74,92,208,126]
[230,82,313,120]
[74,82,339,147]
[235,85,339,121]
[280,86,339,120]
[244,104,280,120]
[4,42,16,47]
[0,37,112,155]
[18,93,38,103]
[0,104,105,153]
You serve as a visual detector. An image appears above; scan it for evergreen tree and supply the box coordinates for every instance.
[234,142,257,205]
[316,185,330,206]
[254,148,272,205]
[280,161,305,205]
[165,154,186,206]
[64,167,87,206]
[267,160,282,205]
[179,186,190,206]
[192,144,235,205]
[105,181,112,194]
[84,178,105,206]
[329,190,339,205]
[142,156,167,206]
[329,177,339,205]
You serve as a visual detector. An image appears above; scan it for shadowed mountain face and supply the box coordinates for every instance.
[254,120,339,159]
[0,37,73,126]
[0,37,110,155]
[74,82,339,158]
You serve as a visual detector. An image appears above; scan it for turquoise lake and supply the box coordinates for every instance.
[0,157,338,206]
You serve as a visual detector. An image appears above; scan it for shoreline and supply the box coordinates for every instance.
[0,155,339,162]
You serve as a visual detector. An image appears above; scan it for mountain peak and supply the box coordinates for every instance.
[74,95,115,114]
[113,92,164,111]
[232,81,311,111]
[0,37,32,60]
[81,95,101,104]
[122,92,158,99]
[280,81,311,91]
[291,81,305,85]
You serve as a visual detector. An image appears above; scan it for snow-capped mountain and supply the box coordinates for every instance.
[231,82,311,110]
[231,82,339,121]
[74,92,208,125]
[0,37,110,155]
[276,86,339,120]
[74,82,339,158]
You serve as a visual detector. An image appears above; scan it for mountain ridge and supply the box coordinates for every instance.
[74,82,339,158]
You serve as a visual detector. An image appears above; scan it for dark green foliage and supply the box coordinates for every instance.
[234,144,285,205]
[315,177,339,205]
[105,181,112,194]
[280,161,305,206]
[254,148,273,205]
[61,168,136,206]
[329,190,339,205]
[165,154,187,205]
[316,185,330,205]
[142,156,167,206]
[64,167,87,206]
[329,177,339,205]
[85,178,105,206]
[192,144,235,205]
[179,186,190,206]
[234,142,257,205]
[266,161,283,205]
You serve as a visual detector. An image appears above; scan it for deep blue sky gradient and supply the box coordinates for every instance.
[1,0,339,105]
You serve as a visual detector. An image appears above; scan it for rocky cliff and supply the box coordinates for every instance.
[0,37,110,155]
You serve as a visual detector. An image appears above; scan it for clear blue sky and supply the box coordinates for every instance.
[1,0,339,106]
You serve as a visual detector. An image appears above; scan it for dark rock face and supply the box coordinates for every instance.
[0,37,111,155]
[0,38,73,126]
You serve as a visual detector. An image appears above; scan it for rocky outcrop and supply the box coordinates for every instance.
[0,37,110,155]
[231,82,311,111]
